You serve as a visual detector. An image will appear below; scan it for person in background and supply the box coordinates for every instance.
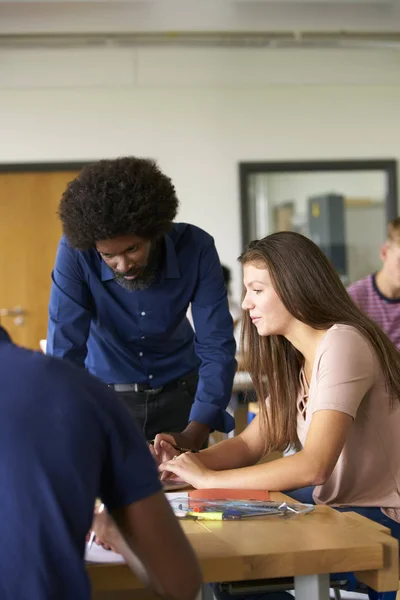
[348,216,400,349]
[0,325,201,600]
[47,157,236,452]
[160,231,400,600]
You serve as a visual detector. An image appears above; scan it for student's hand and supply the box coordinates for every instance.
[158,452,213,489]
[154,422,210,454]
[148,438,179,469]
[91,509,123,554]
[153,432,183,455]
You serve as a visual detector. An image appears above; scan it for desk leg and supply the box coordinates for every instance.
[200,583,215,600]
[295,574,330,600]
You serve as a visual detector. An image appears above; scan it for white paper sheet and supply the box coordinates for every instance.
[85,491,189,563]
[85,542,125,564]
[165,491,188,517]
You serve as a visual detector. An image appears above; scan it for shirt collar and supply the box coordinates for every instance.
[100,234,181,283]
[101,260,115,282]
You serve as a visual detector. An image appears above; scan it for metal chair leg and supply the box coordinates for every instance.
[333,588,342,600]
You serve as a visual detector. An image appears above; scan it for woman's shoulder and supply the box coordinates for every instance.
[322,323,371,346]
[317,324,376,371]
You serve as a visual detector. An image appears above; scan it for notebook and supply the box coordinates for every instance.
[85,542,125,564]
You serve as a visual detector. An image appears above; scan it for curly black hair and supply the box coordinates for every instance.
[59,157,179,249]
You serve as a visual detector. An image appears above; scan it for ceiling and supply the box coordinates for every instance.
[0,1,399,47]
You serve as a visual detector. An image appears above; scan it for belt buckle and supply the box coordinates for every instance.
[110,382,164,394]
[132,383,163,394]
[146,385,163,395]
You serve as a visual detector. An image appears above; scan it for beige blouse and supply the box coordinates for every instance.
[296,324,400,523]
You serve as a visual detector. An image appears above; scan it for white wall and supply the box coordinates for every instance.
[0,46,400,299]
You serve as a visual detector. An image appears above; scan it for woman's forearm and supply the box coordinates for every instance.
[197,436,258,471]
[205,450,319,491]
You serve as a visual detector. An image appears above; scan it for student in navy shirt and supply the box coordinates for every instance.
[47,157,236,453]
[0,326,201,600]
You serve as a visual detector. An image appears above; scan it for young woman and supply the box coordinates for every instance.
[158,231,400,599]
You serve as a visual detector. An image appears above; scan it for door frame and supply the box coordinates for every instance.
[0,162,89,173]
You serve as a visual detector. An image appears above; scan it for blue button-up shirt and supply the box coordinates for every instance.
[47,223,237,432]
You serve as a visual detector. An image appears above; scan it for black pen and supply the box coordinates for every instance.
[148,439,199,454]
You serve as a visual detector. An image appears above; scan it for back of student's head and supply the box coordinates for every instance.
[238,231,400,453]
[387,217,400,246]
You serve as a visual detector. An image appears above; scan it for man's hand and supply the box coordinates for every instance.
[158,452,213,489]
[90,509,124,554]
[149,437,179,467]
[153,422,210,455]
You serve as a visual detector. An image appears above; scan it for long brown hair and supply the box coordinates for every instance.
[239,231,400,454]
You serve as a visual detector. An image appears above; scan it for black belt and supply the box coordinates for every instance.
[109,371,197,395]
[111,382,163,394]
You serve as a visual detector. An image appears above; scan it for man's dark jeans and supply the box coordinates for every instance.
[115,371,199,441]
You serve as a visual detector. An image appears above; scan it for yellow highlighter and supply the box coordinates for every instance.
[187,511,223,521]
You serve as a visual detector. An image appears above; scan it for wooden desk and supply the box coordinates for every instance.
[87,493,399,600]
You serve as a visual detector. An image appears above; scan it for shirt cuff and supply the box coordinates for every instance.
[189,401,235,433]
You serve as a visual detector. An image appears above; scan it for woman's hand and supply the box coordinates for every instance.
[158,452,213,489]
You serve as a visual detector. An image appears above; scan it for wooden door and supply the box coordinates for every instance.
[0,170,80,349]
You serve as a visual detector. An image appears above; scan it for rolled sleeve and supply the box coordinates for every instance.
[191,240,237,433]
[189,399,235,433]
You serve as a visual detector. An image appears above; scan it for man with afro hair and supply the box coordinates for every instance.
[47,157,236,454]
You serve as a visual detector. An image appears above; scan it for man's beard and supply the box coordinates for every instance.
[114,268,156,291]
[113,240,161,291]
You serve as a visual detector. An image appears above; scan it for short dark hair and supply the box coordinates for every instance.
[388,217,400,245]
[59,157,179,249]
